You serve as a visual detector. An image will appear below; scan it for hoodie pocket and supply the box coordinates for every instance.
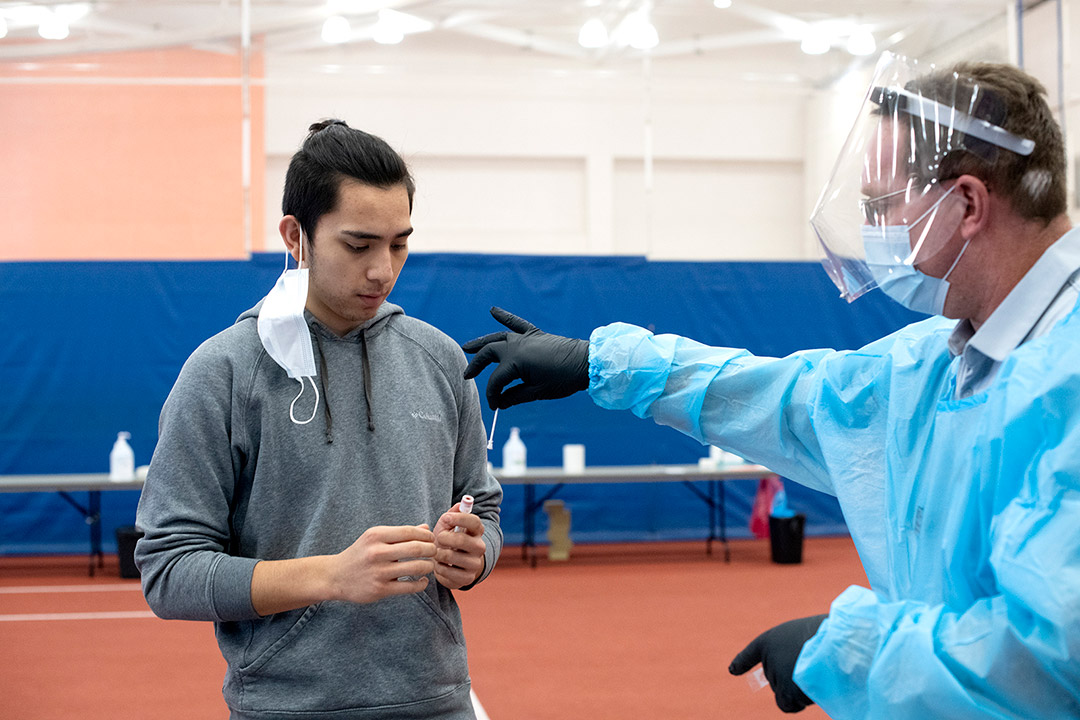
[232,587,468,714]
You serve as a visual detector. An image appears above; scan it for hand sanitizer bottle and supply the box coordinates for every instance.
[109,432,135,481]
[502,427,527,476]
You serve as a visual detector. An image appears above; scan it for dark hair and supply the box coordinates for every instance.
[902,63,1066,223]
[281,119,415,240]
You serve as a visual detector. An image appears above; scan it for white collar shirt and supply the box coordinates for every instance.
[947,226,1080,399]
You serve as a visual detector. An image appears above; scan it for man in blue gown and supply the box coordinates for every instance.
[463,54,1080,718]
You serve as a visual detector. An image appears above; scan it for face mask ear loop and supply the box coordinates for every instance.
[942,237,972,282]
[904,184,958,267]
[290,377,320,425]
[286,226,304,271]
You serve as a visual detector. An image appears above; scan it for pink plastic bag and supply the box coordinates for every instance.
[749,474,784,539]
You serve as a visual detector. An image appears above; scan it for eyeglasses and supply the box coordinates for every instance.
[859,187,909,225]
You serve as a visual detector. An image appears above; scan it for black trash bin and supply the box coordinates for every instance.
[768,514,805,564]
[115,525,144,579]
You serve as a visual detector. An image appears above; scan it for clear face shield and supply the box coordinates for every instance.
[811,52,1035,304]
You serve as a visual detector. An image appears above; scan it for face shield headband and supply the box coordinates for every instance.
[810,51,1035,303]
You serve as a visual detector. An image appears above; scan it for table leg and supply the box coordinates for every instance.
[718,480,730,562]
[88,490,104,576]
[707,480,717,556]
[522,485,534,565]
[57,490,104,577]
[681,480,732,563]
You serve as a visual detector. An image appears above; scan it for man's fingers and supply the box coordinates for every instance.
[366,524,435,543]
[490,306,538,334]
[385,575,430,595]
[392,556,436,576]
[387,539,436,561]
[728,635,764,676]
[462,331,507,355]
[486,362,525,410]
[463,343,504,381]
[499,383,542,409]
[775,687,810,714]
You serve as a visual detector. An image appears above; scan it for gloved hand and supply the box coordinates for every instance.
[462,307,590,410]
[728,614,827,713]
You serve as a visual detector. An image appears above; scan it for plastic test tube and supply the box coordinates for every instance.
[454,495,474,533]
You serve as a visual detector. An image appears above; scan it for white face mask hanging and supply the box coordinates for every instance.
[257,229,319,424]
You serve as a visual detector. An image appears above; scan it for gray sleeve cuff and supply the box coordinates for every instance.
[462,518,502,590]
[210,555,261,621]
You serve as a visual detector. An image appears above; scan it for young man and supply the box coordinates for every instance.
[462,57,1080,718]
[136,120,502,719]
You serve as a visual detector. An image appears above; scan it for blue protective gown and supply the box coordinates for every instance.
[587,300,1080,719]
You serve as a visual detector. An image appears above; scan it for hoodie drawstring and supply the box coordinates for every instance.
[313,332,333,444]
[361,329,375,432]
[311,326,374,438]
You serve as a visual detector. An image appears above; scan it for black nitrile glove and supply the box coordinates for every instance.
[728,614,827,713]
[462,307,590,410]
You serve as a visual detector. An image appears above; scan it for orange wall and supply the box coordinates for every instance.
[0,47,264,261]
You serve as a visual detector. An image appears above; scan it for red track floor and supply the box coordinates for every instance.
[1,536,865,720]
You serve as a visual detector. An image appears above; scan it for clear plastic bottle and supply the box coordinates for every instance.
[502,427,527,476]
[109,431,135,481]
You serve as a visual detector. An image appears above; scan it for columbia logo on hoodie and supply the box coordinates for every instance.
[411,410,443,422]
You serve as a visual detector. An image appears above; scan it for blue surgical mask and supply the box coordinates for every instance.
[861,186,969,316]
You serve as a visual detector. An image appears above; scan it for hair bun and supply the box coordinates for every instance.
[308,118,349,134]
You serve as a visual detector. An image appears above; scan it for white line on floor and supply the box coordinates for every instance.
[471,689,491,720]
[0,611,157,622]
[0,584,141,594]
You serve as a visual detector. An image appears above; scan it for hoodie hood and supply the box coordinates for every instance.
[242,299,406,441]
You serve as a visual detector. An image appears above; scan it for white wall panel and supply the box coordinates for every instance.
[262,54,813,259]
[263,154,289,253]
[408,155,587,255]
[613,158,804,260]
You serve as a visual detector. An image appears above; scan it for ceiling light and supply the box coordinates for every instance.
[800,26,830,55]
[713,0,732,8]
[622,10,658,51]
[321,15,351,43]
[38,11,69,40]
[0,17,7,39]
[578,18,608,48]
[846,27,876,56]
[372,22,403,44]
[631,23,659,50]
[6,6,49,25]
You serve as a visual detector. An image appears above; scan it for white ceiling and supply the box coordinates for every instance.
[0,0,1019,84]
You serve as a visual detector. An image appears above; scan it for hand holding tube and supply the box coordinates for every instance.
[462,307,590,410]
[728,614,827,713]
[433,498,485,589]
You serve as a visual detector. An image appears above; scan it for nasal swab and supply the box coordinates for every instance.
[454,495,474,533]
[746,667,769,692]
[486,408,499,450]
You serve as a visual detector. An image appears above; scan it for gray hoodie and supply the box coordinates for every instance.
[135,300,502,719]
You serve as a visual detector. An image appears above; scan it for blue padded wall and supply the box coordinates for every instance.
[0,254,922,554]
